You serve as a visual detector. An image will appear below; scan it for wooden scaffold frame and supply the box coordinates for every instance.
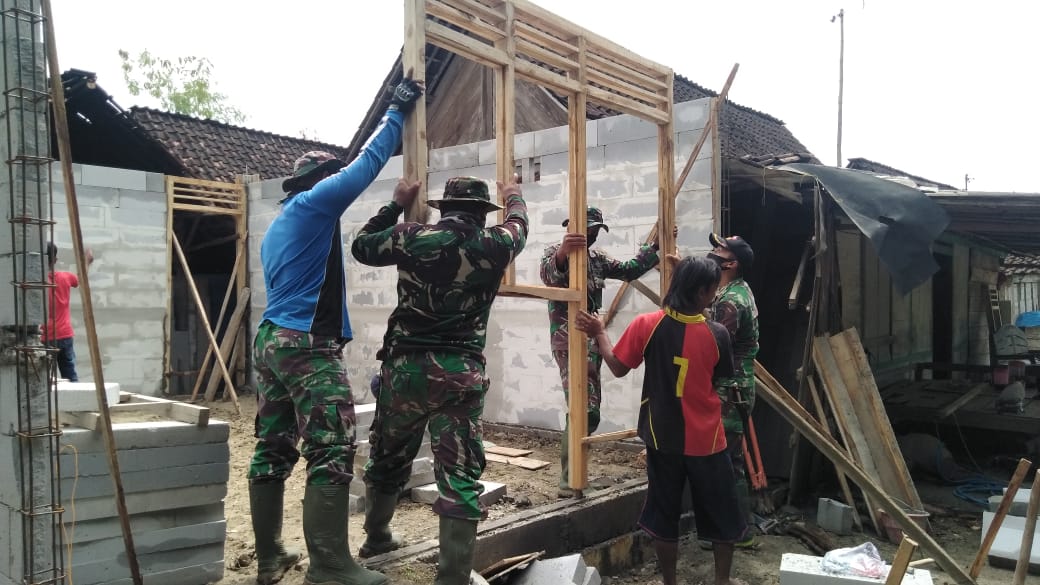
[402,0,676,493]
[163,175,248,414]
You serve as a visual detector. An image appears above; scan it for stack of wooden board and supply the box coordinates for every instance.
[812,328,925,534]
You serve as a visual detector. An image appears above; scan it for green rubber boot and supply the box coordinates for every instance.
[302,485,387,585]
[434,516,478,585]
[558,419,575,498]
[359,487,403,558]
[249,481,303,585]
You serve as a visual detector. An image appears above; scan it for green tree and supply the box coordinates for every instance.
[119,49,246,124]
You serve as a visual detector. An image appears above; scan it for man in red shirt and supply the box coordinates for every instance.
[575,256,749,585]
[42,243,92,381]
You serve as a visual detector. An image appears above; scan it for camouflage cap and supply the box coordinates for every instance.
[561,207,609,232]
[281,151,346,193]
[428,177,504,213]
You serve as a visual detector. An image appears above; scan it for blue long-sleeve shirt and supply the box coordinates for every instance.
[260,109,403,339]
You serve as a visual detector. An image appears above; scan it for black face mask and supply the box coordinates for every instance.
[707,252,732,267]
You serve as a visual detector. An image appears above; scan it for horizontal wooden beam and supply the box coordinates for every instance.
[586,68,668,107]
[438,0,505,25]
[586,50,668,92]
[586,84,669,124]
[498,282,582,302]
[515,59,582,94]
[514,20,579,59]
[171,204,242,216]
[515,37,578,74]
[427,0,506,42]
[426,20,510,68]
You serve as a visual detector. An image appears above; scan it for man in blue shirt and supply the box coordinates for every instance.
[248,78,423,585]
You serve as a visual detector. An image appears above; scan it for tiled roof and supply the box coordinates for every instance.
[346,49,818,164]
[128,108,350,183]
[1003,254,1040,275]
[60,69,350,183]
[846,157,958,191]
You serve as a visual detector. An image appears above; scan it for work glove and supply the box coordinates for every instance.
[388,77,424,114]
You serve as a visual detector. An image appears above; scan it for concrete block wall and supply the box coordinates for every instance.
[248,98,715,433]
[49,163,169,395]
[0,420,230,585]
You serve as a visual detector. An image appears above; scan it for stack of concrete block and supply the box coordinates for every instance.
[982,488,1040,574]
[0,418,230,585]
[779,553,934,585]
[513,554,600,585]
[348,402,436,514]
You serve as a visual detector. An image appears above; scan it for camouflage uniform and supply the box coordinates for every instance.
[351,177,528,520]
[249,321,359,485]
[711,277,759,525]
[540,226,659,434]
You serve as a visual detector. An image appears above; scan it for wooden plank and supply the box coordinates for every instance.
[438,0,506,25]
[788,241,811,309]
[484,453,511,464]
[971,458,1031,578]
[190,249,243,401]
[509,457,550,470]
[426,20,510,68]
[485,445,532,458]
[885,537,919,585]
[169,204,241,216]
[585,50,668,92]
[427,0,507,41]
[754,361,976,585]
[565,35,590,494]
[514,59,582,94]
[513,21,579,61]
[172,235,240,414]
[203,288,251,402]
[404,0,430,222]
[586,84,669,124]
[164,177,176,390]
[834,329,923,511]
[1013,471,1040,585]
[170,175,250,192]
[936,382,989,419]
[813,337,883,530]
[807,375,862,531]
[498,283,581,302]
[581,429,637,445]
[515,37,578,73]
[627,279,660,307]
[585,68,669,106]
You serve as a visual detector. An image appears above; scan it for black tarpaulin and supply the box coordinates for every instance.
[782,164,950,295]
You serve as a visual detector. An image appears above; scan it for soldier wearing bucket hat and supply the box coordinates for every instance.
[703,232,760,551]
[249,77,423,585]
[352,175,527,585]
[540,207,663,498]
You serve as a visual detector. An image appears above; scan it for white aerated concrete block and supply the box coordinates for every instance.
[411,480,506,507]
[581,566,601,585]
[817,497,855,535]
[404,457,435,490]
[355,402,376,429]
[779,553,933,585]
[514,554,588,585]
[55,381,120,412]
[982,511,1040,570]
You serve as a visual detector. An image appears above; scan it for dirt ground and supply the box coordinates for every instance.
[209,396,1030,585]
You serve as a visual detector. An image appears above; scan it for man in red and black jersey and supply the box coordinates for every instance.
[575,256,749,585]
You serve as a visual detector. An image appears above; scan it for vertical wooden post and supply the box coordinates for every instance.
[403,0,429,223]
[42,1,143,582]
[566,35,590,494]
[234,186,248,387]
[1012,471,1040,585]
[190,247,243,401]
[657,73,675,290]
[164,178,175,392]
[495,1,517,285]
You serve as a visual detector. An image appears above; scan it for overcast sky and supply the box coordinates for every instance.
[52,0,1038,192]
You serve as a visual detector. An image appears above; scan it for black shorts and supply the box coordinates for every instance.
[638,448,748,543]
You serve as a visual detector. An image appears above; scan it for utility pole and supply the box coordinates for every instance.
[833,9,845,168]
[964,174,972,190]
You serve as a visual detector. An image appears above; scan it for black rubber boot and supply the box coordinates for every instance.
[249,481,303,585]
[302,484,387,585]
[359,486,403,558]
[434,516,478,585]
